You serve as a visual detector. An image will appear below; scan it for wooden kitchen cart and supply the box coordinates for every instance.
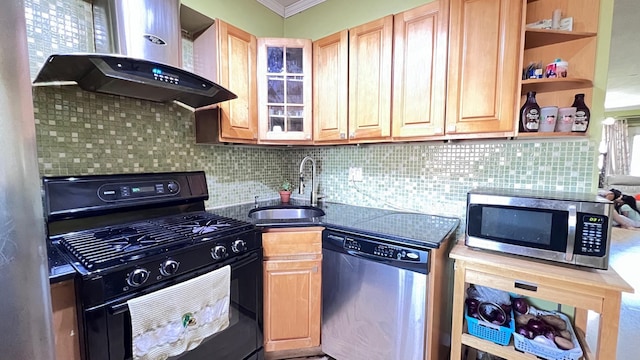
[449,243,633,360]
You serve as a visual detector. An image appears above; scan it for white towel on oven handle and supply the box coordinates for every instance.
[127,265,231,360]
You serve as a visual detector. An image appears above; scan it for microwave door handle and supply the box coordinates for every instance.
[565,205,577,262]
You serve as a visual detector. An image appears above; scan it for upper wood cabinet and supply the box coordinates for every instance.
[192,19,257,144]
[348,15,393,142]
[391,1,448,140]
[257,38,313,144]
[445,0,523,137]
[217,20,258,143]
[313,30,349,144]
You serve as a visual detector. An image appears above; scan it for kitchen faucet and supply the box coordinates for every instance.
[299,156,318,206]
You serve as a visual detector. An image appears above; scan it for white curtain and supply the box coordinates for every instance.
[604,118,630,176]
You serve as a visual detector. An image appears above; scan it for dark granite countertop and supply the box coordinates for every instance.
[213,199,461,250]
[48,199,460,283]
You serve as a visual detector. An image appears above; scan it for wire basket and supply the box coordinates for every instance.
[465,304,515,346]
[513,309,583,360]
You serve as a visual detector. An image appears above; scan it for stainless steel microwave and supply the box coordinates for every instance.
[465,189,613,269]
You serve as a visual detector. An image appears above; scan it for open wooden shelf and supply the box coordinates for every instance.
[449,244,633,360]
[462,331,593,360]
[522,78,593,93]
[517,131,587,138]
[525,29,597,49]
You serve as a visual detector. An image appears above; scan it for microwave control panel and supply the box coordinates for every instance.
[575,214,607,256]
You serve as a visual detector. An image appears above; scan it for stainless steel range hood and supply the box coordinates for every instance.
[32,0,236,108]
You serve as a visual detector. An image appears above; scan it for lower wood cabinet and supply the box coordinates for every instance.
[50,279,81,360]
[262,227,323,353]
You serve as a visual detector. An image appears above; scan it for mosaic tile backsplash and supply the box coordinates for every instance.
[25,0,599,218]
[33,86,288,208]
[286,140,596,219]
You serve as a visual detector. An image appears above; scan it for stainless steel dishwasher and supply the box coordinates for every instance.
[321,230,430,360]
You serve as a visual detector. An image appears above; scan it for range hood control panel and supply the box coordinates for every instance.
[101,57,212,92]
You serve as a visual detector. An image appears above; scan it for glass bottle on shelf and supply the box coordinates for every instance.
[519,91,541,132]
[571,93,590,132]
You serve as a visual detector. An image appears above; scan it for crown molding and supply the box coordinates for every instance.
[256,0,285,17]
[256,0,325,18]
[284,0,325,18]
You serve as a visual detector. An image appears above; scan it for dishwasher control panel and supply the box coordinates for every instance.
[342,236,422,262]
[324,231,430,273]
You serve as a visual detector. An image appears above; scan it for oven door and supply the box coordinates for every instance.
[82,251,263,360]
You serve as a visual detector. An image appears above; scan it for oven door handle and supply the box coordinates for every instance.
[110,301,129,315]
[107,250,261,315]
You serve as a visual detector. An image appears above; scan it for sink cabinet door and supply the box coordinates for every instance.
[263,258,322,352]
[262,228,323,353]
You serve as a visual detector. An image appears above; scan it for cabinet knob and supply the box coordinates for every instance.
[446,125,456,132]
[349,132,355,139]
[340,133,346,139]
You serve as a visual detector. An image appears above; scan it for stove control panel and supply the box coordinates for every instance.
[211,245,228,260]
[232,239,247,253]
[85,230,258,304]
[159,259,180,276]
[98,180,180,202]
[43,171,208,219]
[127,268,150,287]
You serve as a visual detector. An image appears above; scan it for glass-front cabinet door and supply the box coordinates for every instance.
[257,38,312,144]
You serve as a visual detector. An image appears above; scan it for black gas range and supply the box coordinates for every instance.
[44,171,263,360]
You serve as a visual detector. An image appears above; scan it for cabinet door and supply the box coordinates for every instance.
[263,259,322,352]
[257,38,313,144]
[348,15,393,142]
[446,0,523,136]
[392,1,448,139]
[51,280,81,360]
[313,30,349,144]
[217,20,258,143]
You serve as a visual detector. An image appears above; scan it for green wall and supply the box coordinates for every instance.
[182,0,284,37]
[588,0,615,187]
[283,0,433,40]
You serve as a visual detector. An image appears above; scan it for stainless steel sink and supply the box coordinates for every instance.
[248,206,325,220]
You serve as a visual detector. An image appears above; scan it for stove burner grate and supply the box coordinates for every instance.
[57,221,190,270]
[156,213,253,240]
[54,212,253,271]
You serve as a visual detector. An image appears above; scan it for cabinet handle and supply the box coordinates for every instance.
[514,280,538,292]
